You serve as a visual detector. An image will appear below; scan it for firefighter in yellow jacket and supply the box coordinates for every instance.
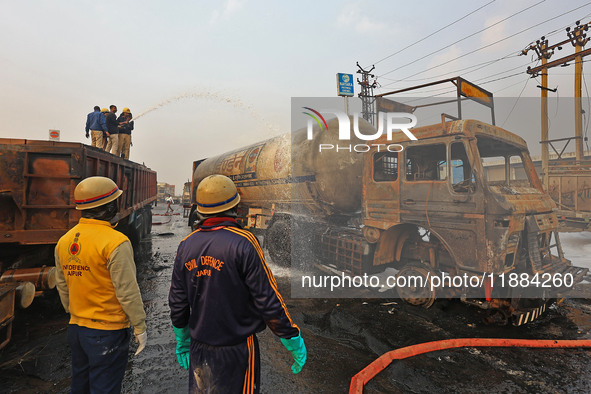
[55,176,147,394]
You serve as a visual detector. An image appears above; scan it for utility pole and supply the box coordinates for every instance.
[567,21,590,161]
[523,37,555,187]
[524,20,591,186]
[356,62,378,125]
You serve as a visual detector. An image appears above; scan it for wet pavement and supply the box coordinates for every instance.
[1,204,590,393]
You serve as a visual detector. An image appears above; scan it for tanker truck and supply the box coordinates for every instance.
[189,117,589,326]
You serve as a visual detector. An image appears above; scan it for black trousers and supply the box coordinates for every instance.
[189,334,260,394]
[67,324,130,394]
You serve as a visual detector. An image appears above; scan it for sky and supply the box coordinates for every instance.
[2,0,591,192]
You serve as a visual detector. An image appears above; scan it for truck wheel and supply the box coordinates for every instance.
[483,308,510,325]
[145,208,152,235]
[127,212,143,247]
[396,262,436,308]
[266,220,291,266]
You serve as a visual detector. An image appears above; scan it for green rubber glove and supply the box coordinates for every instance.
[173,325,190,370]
[280,333,307,374]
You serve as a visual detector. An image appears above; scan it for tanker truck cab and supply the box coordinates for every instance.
[363,119,588,324]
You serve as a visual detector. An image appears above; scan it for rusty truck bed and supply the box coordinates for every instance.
[0,138,157,245]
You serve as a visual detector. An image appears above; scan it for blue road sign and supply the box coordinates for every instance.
[337,73,354,97]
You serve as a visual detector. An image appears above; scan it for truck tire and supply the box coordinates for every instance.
[145,208,152,235]
[128,209,151,247]
[128,214,141,247]
[266,220,291,266]
[396,262,436,308]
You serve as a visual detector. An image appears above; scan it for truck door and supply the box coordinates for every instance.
[400,140,484,269]
[364,150,401,226]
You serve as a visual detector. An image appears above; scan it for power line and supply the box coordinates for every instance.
[378,59,591,102]
[501,76,531,126]
[495,59,541,95]
[381,1,591,86]
[523,10,591,48]
[378,0,546,79]
[373,0,496,65]
[392,71,533,107]
[376,10,591,89]
[495,76,535,94]
[476,61,535,80]
[478,71,524,85]
[379,53,519,84]
[379,56,532,95]
[382,62,535,98]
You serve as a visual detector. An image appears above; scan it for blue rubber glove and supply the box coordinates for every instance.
[280,333,307,374]
[173,325,190,370]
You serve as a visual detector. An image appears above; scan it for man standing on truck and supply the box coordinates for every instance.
[117,107,134,160]
[54,176,147,393]
[85,106,108,149]
[101,108,110,150]
[169,174,306,393]
[105,105,120,155]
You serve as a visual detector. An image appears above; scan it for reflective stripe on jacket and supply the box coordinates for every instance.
[169,218,299,346]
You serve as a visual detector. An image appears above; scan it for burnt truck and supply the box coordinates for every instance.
[189,115,590,326]
[0,138,157,349]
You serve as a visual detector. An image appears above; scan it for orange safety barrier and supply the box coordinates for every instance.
[349,338,591,393]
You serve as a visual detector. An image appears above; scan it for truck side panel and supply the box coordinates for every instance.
[0,138,156,245]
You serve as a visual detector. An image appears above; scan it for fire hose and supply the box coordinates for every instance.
[349,338,591,393]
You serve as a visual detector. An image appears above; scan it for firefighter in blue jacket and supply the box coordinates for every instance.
[169,174,306,393]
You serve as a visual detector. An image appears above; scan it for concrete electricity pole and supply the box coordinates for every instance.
[523,37,555,187]
[567,21,590,161]
[524,20,591,187]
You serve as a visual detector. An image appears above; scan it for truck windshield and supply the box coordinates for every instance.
[477,136,535,188]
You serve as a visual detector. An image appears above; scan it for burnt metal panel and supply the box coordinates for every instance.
[0,138,156,245]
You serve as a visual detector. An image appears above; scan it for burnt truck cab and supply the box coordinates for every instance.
[363,119,588,323]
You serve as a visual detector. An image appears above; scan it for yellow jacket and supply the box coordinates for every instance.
[54,218,146,334]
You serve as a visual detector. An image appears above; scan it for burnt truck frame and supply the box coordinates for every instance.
[360,119,588,322]
[0,138,157,349]
[190,79,590,325]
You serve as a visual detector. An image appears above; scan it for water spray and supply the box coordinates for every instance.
[130,90,280,136]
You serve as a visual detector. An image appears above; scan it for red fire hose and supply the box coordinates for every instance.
[349,338,591,393]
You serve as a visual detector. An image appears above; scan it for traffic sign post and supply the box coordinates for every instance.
[337,73,354,115]
[336,73,354,97]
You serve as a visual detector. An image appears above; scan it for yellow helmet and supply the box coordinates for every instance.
[101,108,109,113]
[122,107,131,114]
[196,175,240,214]
[74,176,123,210]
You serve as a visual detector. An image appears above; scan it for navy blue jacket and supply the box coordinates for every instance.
[85,110,107,133]
[105,111,119,134]
[117,113,134,135]
[169,218,299,346]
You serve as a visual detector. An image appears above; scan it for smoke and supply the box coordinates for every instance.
[130,90,281,136]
